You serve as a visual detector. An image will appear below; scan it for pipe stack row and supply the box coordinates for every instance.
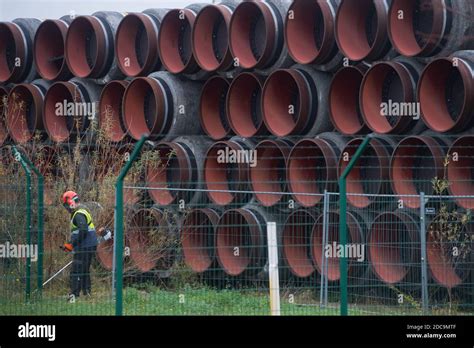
[0,0,473,299]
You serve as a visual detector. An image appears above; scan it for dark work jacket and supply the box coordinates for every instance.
[70,208,98,250]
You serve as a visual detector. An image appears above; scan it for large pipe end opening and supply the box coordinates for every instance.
[368,212,416,284]
[339,138,386,208]
[181,209,219,273]
[330,66,366,134]
[229,1,275,69]
[34,20,69,80]
[419,58,469,133]
[448,136,474,209]
[204,141,244,205]
[43,82,76,143]
[193,5,231,71]
[251,140,288,207]
[146,142,187,205]
[66,16,106,78]
[336,0,386,61]
[216,209,256,276]
[158,9,196,74]
[282,210,317,278]
[127,208,174,272]
[228,73,264,137]
[0,22,25,83]
[6,84,42,143]
[200,76,231,140]
[311,212,347,281]
[391,136,443,208]
[389,0,443,57]
[123,77,166,140]
[116,13,157,77]
[285,0,334,65]
[262,69,310,137]
[288,139,333,207]
[99,80,129,142]
[0,86,10,145]
[361,62,412,134]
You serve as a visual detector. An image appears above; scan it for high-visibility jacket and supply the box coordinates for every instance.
[70,208,98,249]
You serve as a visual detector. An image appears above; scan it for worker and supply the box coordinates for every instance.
[61,191,103,303]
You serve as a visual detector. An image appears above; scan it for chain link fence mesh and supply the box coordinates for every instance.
[0,135,473,315]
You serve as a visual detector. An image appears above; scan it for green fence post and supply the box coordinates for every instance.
[14,148,45,296]
[338,135,372,316]
[36,174,44,295]
[12,147,33,302]
[114,135,148,316]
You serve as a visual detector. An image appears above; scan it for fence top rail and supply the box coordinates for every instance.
[122,185,474,201]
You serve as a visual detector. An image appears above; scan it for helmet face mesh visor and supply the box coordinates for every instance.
[63,192,79,206]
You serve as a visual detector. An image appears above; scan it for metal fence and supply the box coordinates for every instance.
[108,186,474,316]
[0,142,118,315]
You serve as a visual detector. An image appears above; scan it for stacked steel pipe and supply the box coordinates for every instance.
[0,0,473,297]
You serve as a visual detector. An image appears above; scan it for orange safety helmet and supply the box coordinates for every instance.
[62,191,79,209]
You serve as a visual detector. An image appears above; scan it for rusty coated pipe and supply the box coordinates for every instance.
[285,0,342,71]
[0,18,41,83]
[215,205,269,277]
[281,209,318,278]
[127,207,178,273]
[6,79,50,144]
[388,0,474,58]
[145,136,211,206]
[262,65,333,137]
[368,211,420,285]
[312,210,367,282]
[339,136,395,209]
[447,136,474,209]
[287,133,346,207]
[65,11,124,82]
[43,78,101,143]
[418,51,474,133]
[192,2,239,72]
[204,137,253,206]
[250,138,293,207]
[229,0,293,74]
[0,85,11,146]
[115,9,169,77]
[158,4,209,78]
[329,64,369,135]
[335,0,393,61]
[123,71,203,141]
[390,135,446,209]
[199,75,231,140]
[360,56,425,134]
[181,208,221,273]
[227,72,266,137]
[34,17,73,81]
[98,80,129,143]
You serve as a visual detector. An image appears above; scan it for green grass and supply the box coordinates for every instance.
[0,284,471,316]
[0,286,341,316]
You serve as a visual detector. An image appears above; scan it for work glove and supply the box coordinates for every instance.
[102,229,112,241]
[98,227,112,241]
[60,243,73,252]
